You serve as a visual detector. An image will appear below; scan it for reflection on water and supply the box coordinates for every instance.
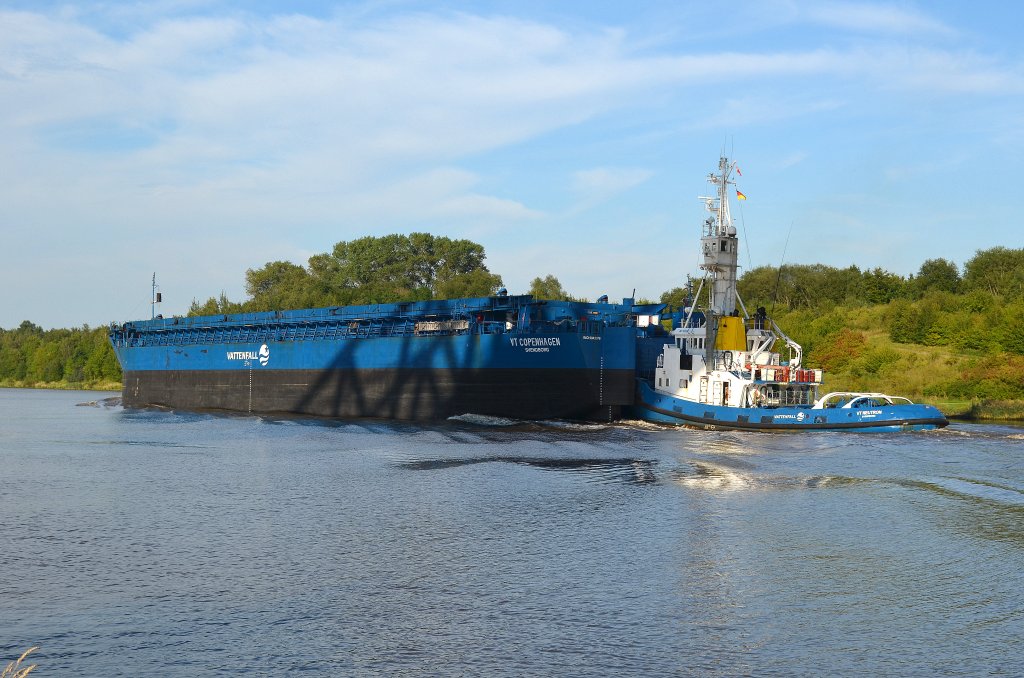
[1,390,1023,676]
[672,462,754,491]
[398,455,659,484]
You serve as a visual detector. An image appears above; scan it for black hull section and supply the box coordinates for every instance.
[122,368,635,422]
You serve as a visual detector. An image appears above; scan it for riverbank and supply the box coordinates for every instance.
[939,399,1024,422]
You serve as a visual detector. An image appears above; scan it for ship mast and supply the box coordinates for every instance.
[151,273,162,320]
[698,157,740,317]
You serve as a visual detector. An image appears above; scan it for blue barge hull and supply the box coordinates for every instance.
[110,295,637,422]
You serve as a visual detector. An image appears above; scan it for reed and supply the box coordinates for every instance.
[0,379,121,392]
[956,399,1024,421]
[1,647,38,678]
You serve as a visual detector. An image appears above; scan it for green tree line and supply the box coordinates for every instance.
[736,247,1023,309]
[729,247,1024,405]
[189,232,505,314]
[189,233,597,315]
[0,322,121,387]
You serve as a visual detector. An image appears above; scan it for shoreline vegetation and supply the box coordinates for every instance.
[947,400,1024,422]
[0,380,121,392]
[3,234,1022,421]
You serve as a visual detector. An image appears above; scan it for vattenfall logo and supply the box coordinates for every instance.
[226,344,270,366]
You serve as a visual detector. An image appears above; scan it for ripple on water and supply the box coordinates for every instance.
[935,424,1024,441]
[446,413,520,427]
[904,476,1024,508]
[613,418,671,432]
[397,454,659,484]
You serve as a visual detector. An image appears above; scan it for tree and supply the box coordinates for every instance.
[184,233,503,315]
[529,275,568,300]
[862,267,906,305]
[962,247,1024,298]
[912,258,960,296]
[435,268,504,299]
[189,292,244,317]
[84,332,121,382]
[245,261,317,311]
[61,329,91,382]
[27,342,62,383]
[736,265,783,307]
[308,233,502,305]
[888,299,922,344]
[737,264,865,310]
[808,328,866,373]
[659,286,690,310]
[999,300,1024,355]
[0,333,27,380]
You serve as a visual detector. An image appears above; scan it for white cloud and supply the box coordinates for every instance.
[686,95,846,131]
[564,166,654,217]
[572,167,653,196]
[887,48,1024,95]
[805,1,956,37]
[882,153,968,182]
[777,151,809,169]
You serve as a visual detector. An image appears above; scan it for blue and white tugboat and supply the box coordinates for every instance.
[629,156,948,432]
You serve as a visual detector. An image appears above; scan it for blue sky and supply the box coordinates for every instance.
[2,0,1022,328]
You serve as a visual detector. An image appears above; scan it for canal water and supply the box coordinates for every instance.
[2,388,1022,676]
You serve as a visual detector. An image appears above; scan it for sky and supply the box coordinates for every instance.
[2,0,1023,328]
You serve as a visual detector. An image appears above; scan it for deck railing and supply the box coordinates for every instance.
[112,317,608,348]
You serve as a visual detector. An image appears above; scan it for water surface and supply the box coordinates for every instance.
[2,389,1022,675]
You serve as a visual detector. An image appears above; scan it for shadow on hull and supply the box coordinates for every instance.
[122,367,635,422]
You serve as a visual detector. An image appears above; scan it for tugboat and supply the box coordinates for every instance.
[629,157,948,432]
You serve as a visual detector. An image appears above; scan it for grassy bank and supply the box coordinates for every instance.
[0,379,121,392]
[766,303,1024,420]
[943,399,1024,422]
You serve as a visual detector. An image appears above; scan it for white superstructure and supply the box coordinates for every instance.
[650,156,821,409]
